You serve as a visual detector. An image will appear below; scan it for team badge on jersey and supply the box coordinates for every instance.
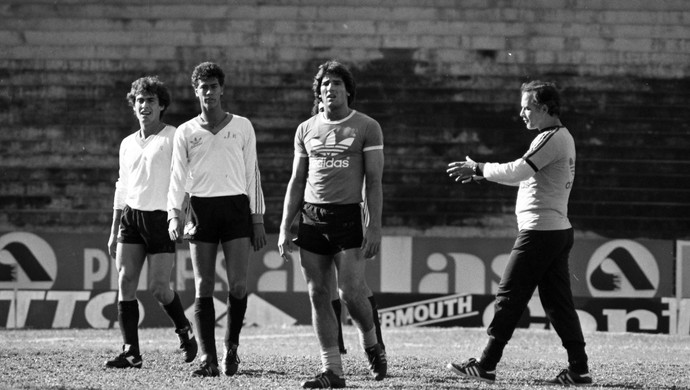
[309,128,356,157]
[189,136,203,149]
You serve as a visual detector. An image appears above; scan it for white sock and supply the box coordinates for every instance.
[359,326,378,350]
[320,346,343,376]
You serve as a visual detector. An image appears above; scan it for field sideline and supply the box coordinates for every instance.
[1,326,688,390]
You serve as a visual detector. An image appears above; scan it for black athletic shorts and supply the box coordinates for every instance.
[294,203,363,256]
[117,205,175,254]
[185,195,251,244]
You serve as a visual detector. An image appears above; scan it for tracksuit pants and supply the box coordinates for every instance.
[481,228,588,372]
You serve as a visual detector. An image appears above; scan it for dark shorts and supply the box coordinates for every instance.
[117,205,175,254]
[185,195,251,244]
[294,203,363,256]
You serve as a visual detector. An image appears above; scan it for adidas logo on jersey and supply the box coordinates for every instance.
[309,129,354,157]
[190,136,203,149]
[314,158,350,168]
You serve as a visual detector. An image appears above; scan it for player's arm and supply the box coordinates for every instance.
[482,158,535,183]
[447,156,534,186]
[278,155,308,261]
[108,209,123,259]
[362,148,384,259]
[243,121,267,251]
[167,128,189,241]
[109,141,127,258]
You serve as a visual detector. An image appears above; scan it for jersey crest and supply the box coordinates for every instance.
[189,136,203,149]
[309,128,356,157]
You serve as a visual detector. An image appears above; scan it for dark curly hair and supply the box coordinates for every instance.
[521,80,560,117]
[191,62,225,88]
[126,76,171,119]
[311,60,356,115]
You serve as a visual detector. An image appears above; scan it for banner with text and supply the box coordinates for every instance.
[0,232,674,299]
[1,290,686,334]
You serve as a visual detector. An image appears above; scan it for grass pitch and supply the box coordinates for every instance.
[1,326,688,389]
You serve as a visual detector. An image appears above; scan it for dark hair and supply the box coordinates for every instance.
[191,62,225,88]
[521,80,560,117]
[126,76,171,118]
[311,60,356,115]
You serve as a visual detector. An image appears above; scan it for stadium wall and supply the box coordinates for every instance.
[0,1,689,239]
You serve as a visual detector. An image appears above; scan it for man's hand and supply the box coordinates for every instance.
[107,233,117,258]
[277,230,293,262]
[251,223,267,251]
[168,217,180,241]
[447,156,484,184]
[361,226,381,259]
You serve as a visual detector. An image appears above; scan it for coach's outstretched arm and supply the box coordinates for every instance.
[447,155,534,186]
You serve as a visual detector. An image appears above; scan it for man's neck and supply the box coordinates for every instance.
[140,121,165,138]
[200,106,226,124]
[324,106,352,121]
[539,118,562,130]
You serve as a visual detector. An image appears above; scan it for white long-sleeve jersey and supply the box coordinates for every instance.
[113,125,176,212]
[167,114,265,221]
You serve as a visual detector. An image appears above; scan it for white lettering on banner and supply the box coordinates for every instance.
[603,309,658,332]
[527,297,546,329]
[380,236,412,293]
[84,291,119,329]
[1,290,45,328]
[418,254,448,294]
[83,248,109,290]
[252,249,308,292]
[85,249,147,291]
[110,256,118,289]
[0,290,13,327]
[377,238,513,294]
[0,232,57,290]
[46,291,90,328]
[418,253,485,294]
[662,298,678,335]
[175,249,193,291]
[292,251,307,292]
[577,310,598,333]
[214,252,229,291]
[379,294,477,328]
[677,241,690,299]
[676,298,690,335]
[137,262,148,290]
[258,251,288,291]
[482,296,674,333]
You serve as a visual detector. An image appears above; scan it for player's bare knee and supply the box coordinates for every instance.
[118,273,137,290]
[338,285,366,306]
[307,284,330,302]
[195,278,215,296]
[148,280,171,302]
[228,283,247,299]
[338,279,366,299]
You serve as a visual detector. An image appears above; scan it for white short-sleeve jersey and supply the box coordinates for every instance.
[294,110,383,204]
